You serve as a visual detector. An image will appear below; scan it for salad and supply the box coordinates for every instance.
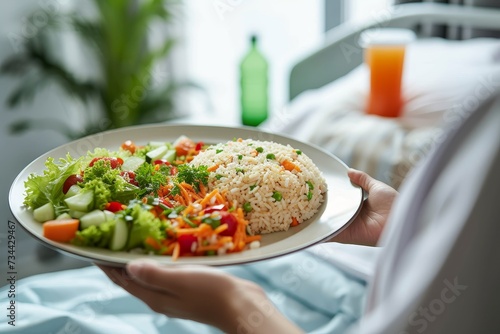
[24,136,261,260]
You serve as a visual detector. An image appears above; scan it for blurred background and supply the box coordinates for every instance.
[0,0,391,278]
[2,0,499,279]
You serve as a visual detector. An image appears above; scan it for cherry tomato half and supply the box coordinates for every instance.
[195,141,204,151]
[153,159,171,166]
[178,234,197,254]
[62,174,83,194]
[219,211,238,236]
[175,138,196,156]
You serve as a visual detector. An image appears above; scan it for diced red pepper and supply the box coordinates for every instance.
[204,204,226,214]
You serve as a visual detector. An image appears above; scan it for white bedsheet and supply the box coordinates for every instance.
[1,247,368,334]
[262,38,500,188]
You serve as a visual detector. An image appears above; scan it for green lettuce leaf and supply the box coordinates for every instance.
[24,154,82,212]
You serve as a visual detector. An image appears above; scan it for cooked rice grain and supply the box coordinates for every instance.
[190,139,327,234]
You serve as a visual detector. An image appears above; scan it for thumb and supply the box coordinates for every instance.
[347,168,378,192]
[126,259,180,290]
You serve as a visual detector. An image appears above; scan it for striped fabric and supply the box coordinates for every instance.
[395,0,500,39]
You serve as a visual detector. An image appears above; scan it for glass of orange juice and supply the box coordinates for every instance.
[360,28,416,118]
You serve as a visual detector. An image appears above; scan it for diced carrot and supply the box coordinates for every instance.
[43,219,80,243]
[291,217,299,227]
[282,159,301,172]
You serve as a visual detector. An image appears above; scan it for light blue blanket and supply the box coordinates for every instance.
[1,250,366,333]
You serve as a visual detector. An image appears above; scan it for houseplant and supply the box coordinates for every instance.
[1,0,191,139]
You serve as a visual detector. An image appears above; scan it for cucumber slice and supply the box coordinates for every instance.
[64,185,81,199]
[148,141,166,148]
[33,203,55,222]
[64,190,94,212]
[69,209,87,219]
[110,218,129,251]
[103,210,115,221]
[80,210,106,230]
[161,149,177,163]
[121,156,145,172]
[145,146,168,163]
[56,213,72,220]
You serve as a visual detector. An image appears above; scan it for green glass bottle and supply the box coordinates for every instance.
[240,35,269,127]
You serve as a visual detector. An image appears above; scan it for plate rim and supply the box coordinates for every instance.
[9,123,364,267]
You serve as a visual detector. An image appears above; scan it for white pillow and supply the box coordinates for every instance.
[261,38,500,188]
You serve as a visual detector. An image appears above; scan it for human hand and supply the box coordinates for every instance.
[99,260,303,334]
[330,168,398,246]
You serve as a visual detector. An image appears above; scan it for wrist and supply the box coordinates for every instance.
[220,278,304,334]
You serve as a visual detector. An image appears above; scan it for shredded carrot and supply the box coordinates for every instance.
[161,242,176,255]
[200,189,219,207]
[145,236,162,250]
[175,228,199,237]
[196,244,221,252]
[174,194,186,206]
[207,164,219,172]
[291,217,299,227]
[213,224,228,235]
[183,205,194,215]
[244,235,262,243]
[178,183,192,204]
[199,183,206,197]
[215,192,225,205]
[218,236,233,244]
[172,242,180,261]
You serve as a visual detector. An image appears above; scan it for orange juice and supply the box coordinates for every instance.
[360,28,415,118]
[365,45,406,117]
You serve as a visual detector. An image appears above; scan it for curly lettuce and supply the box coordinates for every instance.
[71,220,115,248]
[24,153,82,212]
[121,200,167,250]
[81,147,131,166]
[81,159,139,210]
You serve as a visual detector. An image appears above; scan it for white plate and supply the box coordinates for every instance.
[9,124,363,266]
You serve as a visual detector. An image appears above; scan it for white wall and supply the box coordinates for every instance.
[182,0,324,124]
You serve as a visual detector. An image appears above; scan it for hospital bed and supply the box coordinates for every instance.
[267,3,500,189]
[2,3,500,334]
[290,3,500,100]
